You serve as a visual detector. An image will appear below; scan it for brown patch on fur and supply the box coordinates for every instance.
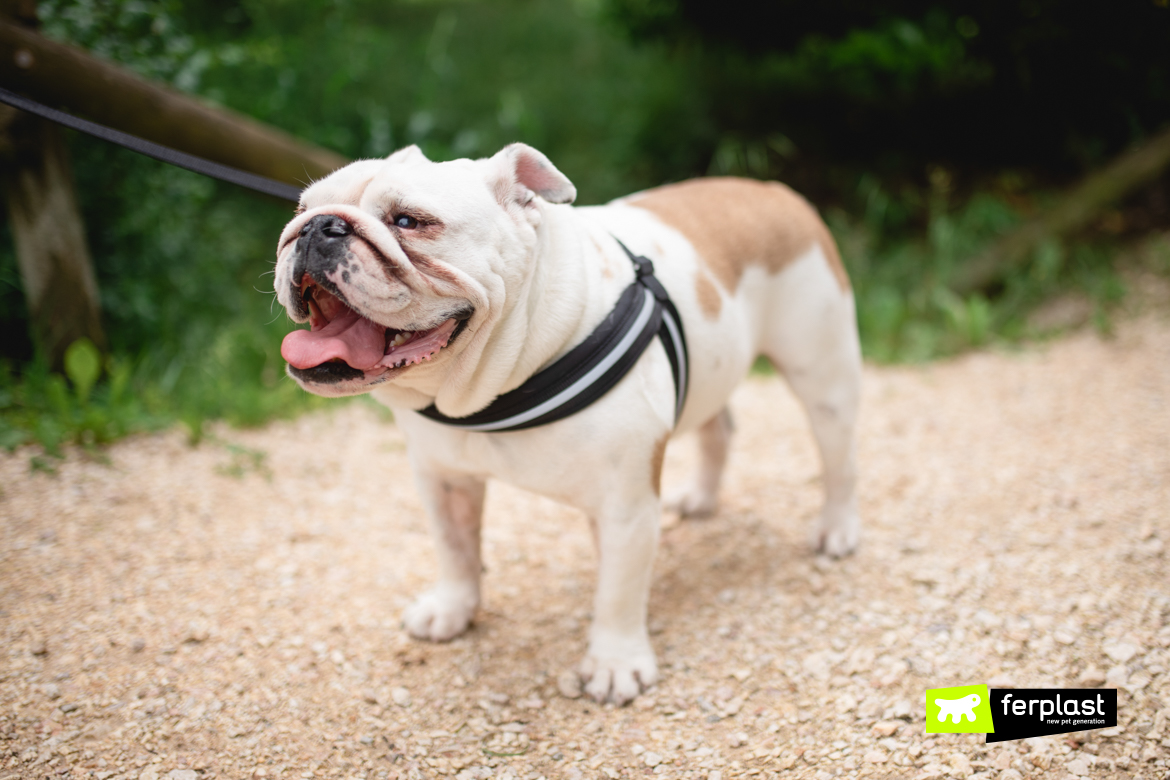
[695,270,722,319]
[650,433,670,497]
[629,177,848,292]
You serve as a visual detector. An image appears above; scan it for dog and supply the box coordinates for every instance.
[273,143,861,704]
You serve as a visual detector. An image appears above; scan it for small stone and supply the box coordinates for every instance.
[1125,672,1150,692]
[1104,642,1138,664]
[1105,665,1128,689]
[130,638,147,653]
[1078,667,1107,687]
[863,749,888,763]
[390,686,411,707]
[167,772,198,780]
[727,732,747,748]
[872,720,901,737]
[361,688,379,704]
[556,670,582,699]
[183,623,210,643]
[1065,757,1091,776]
[999,771,1023,780]
[720,695,744,716]
[643,751,662,767]
[138,768,159,780]
[42,683,60,700]
[891,699,912,720]
[707,772,722,780]
[30,640,47,656]
[948,752,973,777]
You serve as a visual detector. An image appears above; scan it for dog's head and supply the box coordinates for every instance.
[274,143,575,408]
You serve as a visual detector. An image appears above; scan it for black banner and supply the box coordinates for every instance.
[985,689,1117,743]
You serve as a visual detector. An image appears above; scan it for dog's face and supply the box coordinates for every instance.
[274,143,575,400]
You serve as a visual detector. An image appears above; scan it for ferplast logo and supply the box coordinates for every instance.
[984,689,1118,744]
[924,686,1118,743]
[925,685,995,734]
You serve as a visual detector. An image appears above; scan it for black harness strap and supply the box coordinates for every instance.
[418,238,689,432]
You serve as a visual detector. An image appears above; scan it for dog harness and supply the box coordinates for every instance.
[418,238,689,432]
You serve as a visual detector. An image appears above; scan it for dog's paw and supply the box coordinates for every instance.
[578,645,659,705]
[663,487,718,519]
[811,508,860,558]
[403,586,477,642]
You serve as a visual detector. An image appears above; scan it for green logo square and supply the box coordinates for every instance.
[925,684,995,733]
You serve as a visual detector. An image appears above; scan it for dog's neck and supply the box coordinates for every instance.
[373,200,634,418]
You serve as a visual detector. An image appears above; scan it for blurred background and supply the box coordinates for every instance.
[1,0,1169,460]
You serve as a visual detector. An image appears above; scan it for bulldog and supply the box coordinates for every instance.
[274,143,861,704]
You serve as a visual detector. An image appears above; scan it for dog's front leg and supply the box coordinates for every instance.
[580,493,661,704]
[403,470,485,641]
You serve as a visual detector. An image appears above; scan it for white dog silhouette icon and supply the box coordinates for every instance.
[935,693,981,723]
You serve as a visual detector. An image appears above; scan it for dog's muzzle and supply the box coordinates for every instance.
[286,214,355,317]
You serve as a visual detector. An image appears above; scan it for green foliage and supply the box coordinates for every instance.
[63,338,101,405]
[834,188,1136,364]
[0,350,160,461]
[608,0,1170,177]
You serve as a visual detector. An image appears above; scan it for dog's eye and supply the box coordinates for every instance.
[393,214,418,229]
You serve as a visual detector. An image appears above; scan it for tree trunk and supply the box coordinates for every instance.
[1,107,105,363]
[0,0,104,367]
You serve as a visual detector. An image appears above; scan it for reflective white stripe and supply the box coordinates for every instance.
[454,288,659,432]
[660,308,687,417]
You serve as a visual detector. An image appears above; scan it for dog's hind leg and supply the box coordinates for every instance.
[403,471,486,641]
[664,407,733,518]
[761,251,863,557]
[788,355,861,558]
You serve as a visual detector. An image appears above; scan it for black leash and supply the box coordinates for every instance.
[0,86,303,202]
[418,237,689,432]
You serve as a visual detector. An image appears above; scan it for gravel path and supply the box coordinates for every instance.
[1,315,1167,780]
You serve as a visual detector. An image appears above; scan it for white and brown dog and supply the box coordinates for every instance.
[274,143,861,704]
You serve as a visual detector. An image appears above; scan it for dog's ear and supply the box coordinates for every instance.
[490,143,577,206]
[387,145,429,165]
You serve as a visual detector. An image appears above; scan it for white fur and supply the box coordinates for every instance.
[274,145,861,703]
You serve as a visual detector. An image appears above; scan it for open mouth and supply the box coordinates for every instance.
[281,280,469,383]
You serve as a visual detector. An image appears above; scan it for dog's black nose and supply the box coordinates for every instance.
[289,214,356,316]
[300,214,353,239]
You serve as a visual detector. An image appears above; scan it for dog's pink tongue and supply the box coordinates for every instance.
[281,308,385,370]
